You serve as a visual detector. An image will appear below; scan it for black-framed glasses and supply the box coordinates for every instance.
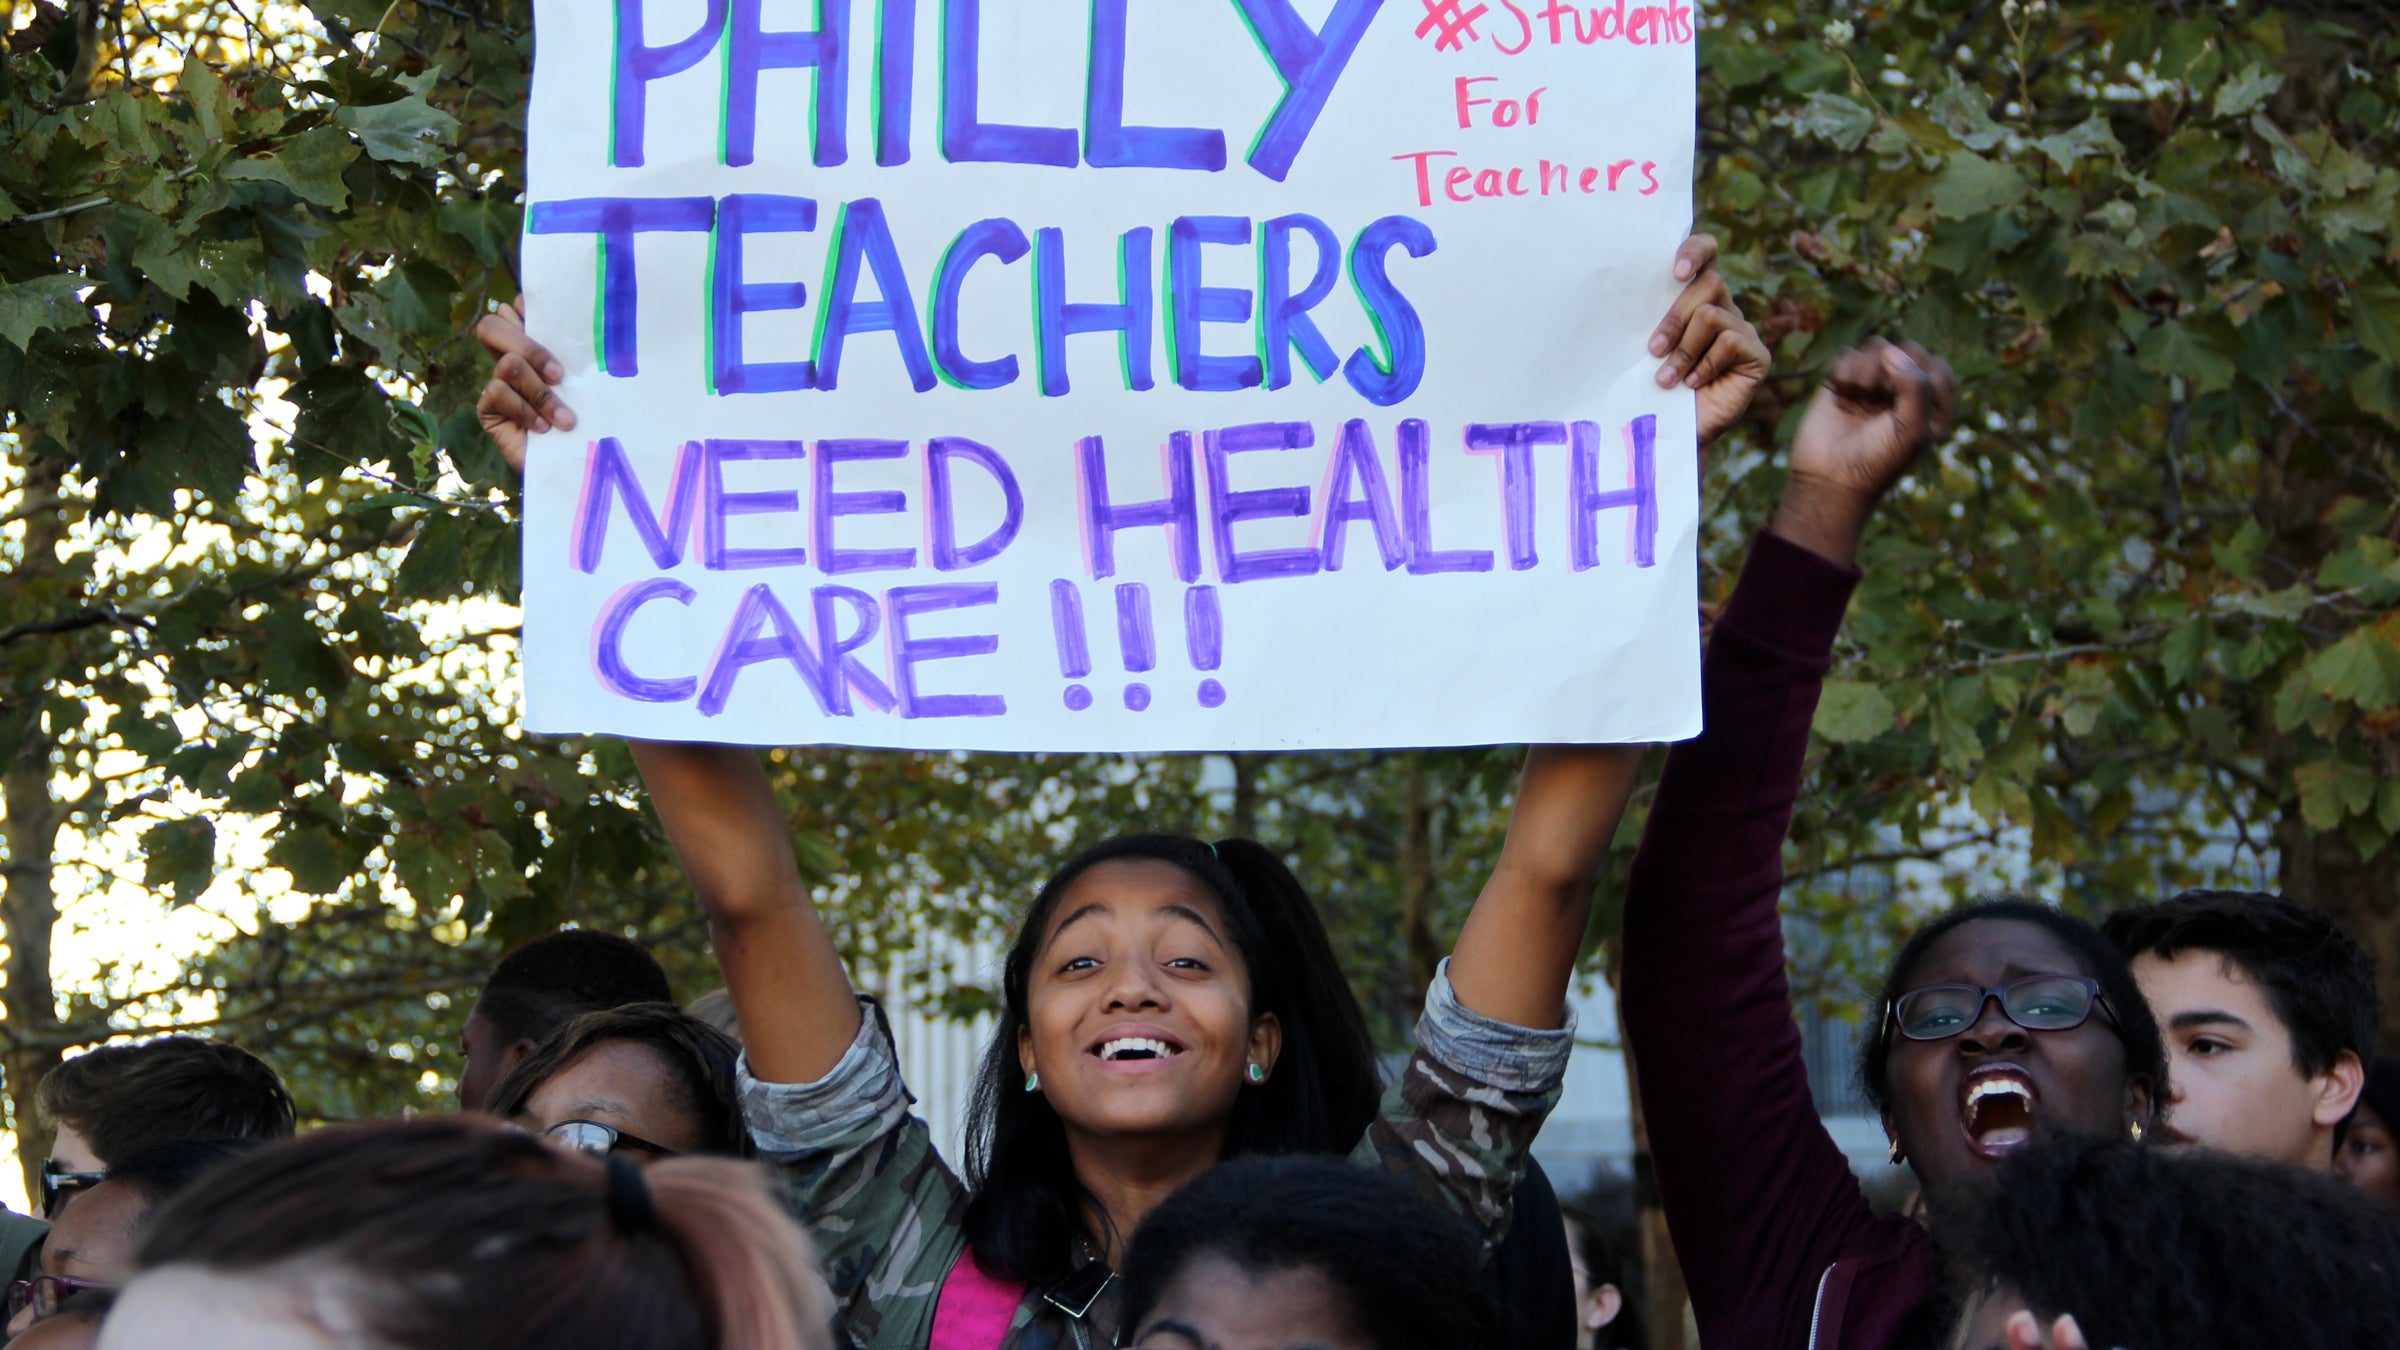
[6,1274,113,1324]
[38,1159,107,1218]
[1884,975,2120,1043]
[542,1120,679,1159]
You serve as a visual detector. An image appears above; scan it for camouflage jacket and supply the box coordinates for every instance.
[740,959,1574,1350]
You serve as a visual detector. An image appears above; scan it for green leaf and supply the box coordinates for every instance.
[1930,152,2028,220]
[223,126,358,209]
[2348,273,2400,365]
[0,274,85,350]
[2308,631,2400,710]
[336,94,460,167]
[2214,65,2283,119]
[2295,760,2377,832]
[1814,681,1897,743]
[2217,519,2268,581]
[142,817,218,904]
[270,823,350,895]
[2135,319,2239,394]
[2355,362,2400,429]
[2033,116,2123,172]
[177,53,236,143]
[1928,71,2006,151]
[1787,92,1876,152]
[2380,781,2400,835]
[376,259,459,336]
[2160,618,2211,688]
[397,511,467,599]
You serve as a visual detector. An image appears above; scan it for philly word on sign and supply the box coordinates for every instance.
[519,0,1704,751]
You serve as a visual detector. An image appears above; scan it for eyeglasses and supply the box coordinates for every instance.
[38,1160,107,1218]
[541,1120,679,1159]
[1884,975,2120,1043]
[6,1274,114,1324]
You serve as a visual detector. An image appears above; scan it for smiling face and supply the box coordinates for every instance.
[1018,860,1278,1148]
[1882,919,2149,1202]
[512,1039,702,1160]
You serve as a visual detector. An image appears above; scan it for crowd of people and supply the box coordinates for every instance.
[4,237,2394,1350]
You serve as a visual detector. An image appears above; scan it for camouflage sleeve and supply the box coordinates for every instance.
[1350,957,1576,1256]
[739,998,971,1350]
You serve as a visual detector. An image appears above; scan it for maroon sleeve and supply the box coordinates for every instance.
[1619,530,1883,1348]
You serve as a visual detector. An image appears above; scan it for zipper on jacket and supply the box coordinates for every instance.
[1807,1263,1836,1350]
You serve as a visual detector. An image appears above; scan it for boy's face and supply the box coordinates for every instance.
[2134,950,2361,1170]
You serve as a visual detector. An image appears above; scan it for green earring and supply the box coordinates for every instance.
[1024,1071,1040,1093]
[1246,1063,1266,1085]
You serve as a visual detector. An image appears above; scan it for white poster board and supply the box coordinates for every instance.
[518,0,1703,751]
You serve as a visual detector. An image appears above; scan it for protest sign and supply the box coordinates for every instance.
[518,0,1703,751]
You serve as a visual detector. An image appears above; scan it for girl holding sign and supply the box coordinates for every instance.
[475,235,1766,1350]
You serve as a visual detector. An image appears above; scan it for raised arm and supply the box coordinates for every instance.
[629,741,863,1084]
[1448,234,1768,1031]
[1618,339,1955,1345]
[475,312,862,1085]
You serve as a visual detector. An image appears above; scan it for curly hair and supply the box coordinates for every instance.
[1946,1134,2400,1347]
[1857,897,2166,1117]
[1118,1155,1495,1350]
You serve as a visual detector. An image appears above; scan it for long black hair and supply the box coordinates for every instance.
[958,834,1382,1285]
[1857,896,2166,1116]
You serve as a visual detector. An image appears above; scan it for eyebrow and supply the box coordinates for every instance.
[1139,1320,1213,1349]
[1045,902,1224,951]
[2170,1009,2253,1033]
[1044,903,1108,949]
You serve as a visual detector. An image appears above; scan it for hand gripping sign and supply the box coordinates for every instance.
[518,0,1702,751]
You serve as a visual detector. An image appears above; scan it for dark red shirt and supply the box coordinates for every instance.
[1621,531,1942,1350]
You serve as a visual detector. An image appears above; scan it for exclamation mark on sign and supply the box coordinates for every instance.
[1052,580,1093,711]
[1117,583,1156,711]
[1186,585,1226,709]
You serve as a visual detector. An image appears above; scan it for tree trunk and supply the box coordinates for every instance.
[1395,757,1442,996]
[1228,752,1262,840]
[0,454,69,1204]
[2280,808,2400,1054]
[2252,417,2400,1050]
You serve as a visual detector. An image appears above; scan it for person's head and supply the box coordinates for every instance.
[7,1141,253,1337]
[97,1117,829,1350]
[1119,1156,1493,1350]
[35,1037,294,1214]
[460,928,674,1111]
[1944,1134,2400,1349]
[960,835,1382,1283]
[685,989,743,1043]
[1859,897,2165,1205]
[1560,1186,1645,1350]
[2337,1053,2400,1212]
[2102,890,2376,1170]
[486,1003,750,1161]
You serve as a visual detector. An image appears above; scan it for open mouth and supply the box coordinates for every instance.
[1961,1066,2038,1158]
[1092,1035,1185,1063]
